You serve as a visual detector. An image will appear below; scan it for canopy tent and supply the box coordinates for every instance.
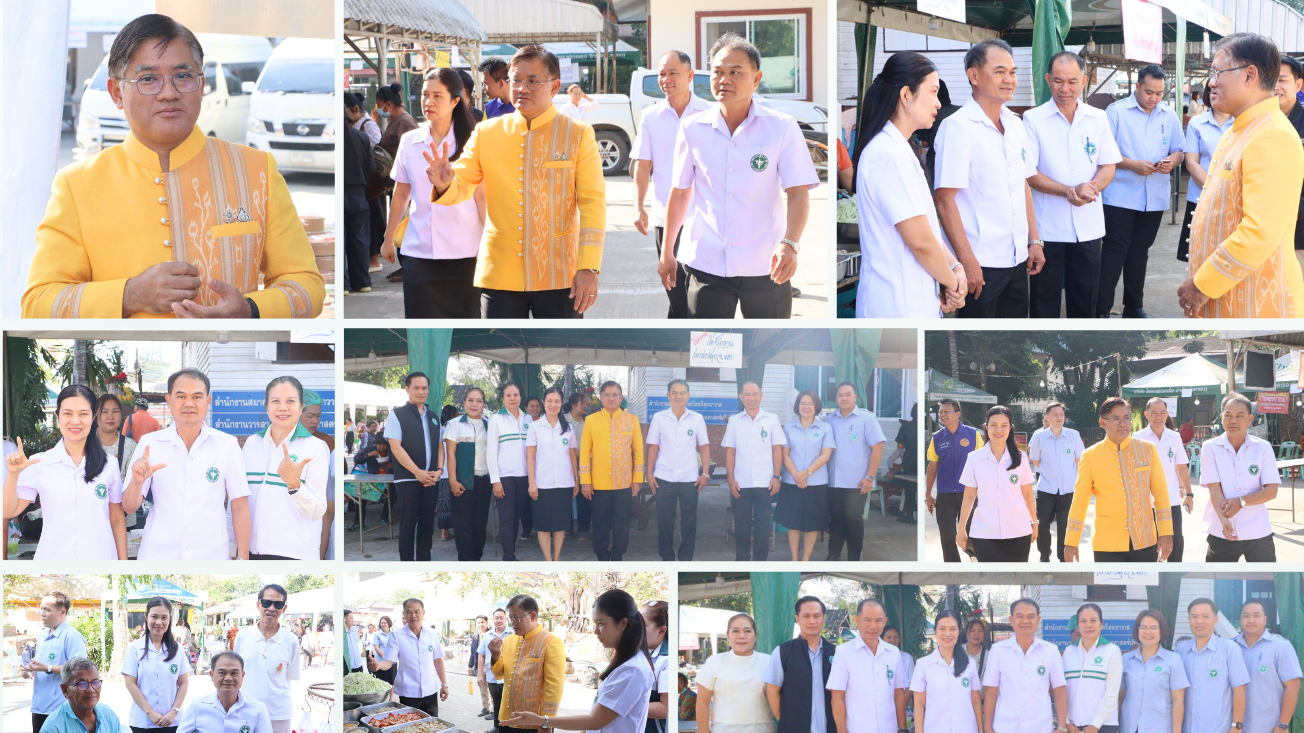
[926,369,998,405]
[343,0,487,107]
[124,578,206,606]
[3,576,109,604]
[1121,353,1229,398]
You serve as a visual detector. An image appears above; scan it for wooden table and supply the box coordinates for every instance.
[1279,458,1304,523]
[343,474,394,554]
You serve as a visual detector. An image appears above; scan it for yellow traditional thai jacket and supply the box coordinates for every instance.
[23,126,324,319]
[1189,97,1304,317]
[1065,437,1172,552]
[434,105,605,291]
[490,625,565,728]
[579,408,645,490]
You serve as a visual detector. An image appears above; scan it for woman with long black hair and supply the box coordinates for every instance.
[955,405,1037,561]
[853,51,965,318]
[381,68,486,318]
[3,384,126,560]
[122,596,190,733]
[910,611,981,733]
[504,589,655,732]
[526,386,580,560]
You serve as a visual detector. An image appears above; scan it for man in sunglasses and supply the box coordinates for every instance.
[22,13,324,319]
[41,657,122,733]
[178,651,273,733]
[233,584,300,733]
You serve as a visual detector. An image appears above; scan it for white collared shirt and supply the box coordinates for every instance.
[909,648,981,733]
[233,623,301,720]
[671,100,820,277]
[131,424,251,561]
[589,652,656,733]
[241,428,329,560]
[487,409,532,482]
[383,624,445,698]
[632,94,714,226]
[826,636,909,733]
[177,691,272,733]
[721,409,789,488]
[391,123,483,260]
[525,416,577,489]
[122,636,191,728]
[1063,637,1123,727]
[1200,433,1281,541]
[1023,100,1122,242]
[16,438,122,560]
[558,99,600,124]
[934,98,1037,268]
[982,637,1067,733]
[1132,427,1190,506]
[444,415,490,475]
[645,408,709,483]
[959,445,1035,539]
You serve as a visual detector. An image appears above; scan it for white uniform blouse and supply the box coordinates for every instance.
[487,409,532,482]
[525,417,578,489]
[910,648,981,733]
[241,425,330,560]
[16,439,122,560]
[121,636,191,728]
[1200,433,1281,542]
[959,445,1035,539]
[587,653,656,733]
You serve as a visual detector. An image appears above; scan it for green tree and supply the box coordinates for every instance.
[283,575,334,595]
[924,331,1048,426]
[696,594,753,615]
[5,337,58,450]
[205,576,266,605]
[1029,331,1149,443]
[351,365,410,390]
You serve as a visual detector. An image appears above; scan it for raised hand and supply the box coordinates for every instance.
[423,140,454,191]
[131,445,167,484]
[276,444,314,490]
[5,437,40,475]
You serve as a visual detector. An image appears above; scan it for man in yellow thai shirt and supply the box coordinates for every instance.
[1063,397,1173,562]
[486,595,565,733]
[1178,32,1304,318]
[425,45,606,318]
[579,381,644,561]
[22,14,324,319]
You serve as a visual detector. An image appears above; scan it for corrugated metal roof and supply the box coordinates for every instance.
[344,0,486,42]
[457,0,614,43]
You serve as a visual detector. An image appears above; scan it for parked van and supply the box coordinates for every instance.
[244,37,335,174]
[74,34,273,160]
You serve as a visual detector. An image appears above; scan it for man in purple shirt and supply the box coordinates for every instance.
[479,58,515,119]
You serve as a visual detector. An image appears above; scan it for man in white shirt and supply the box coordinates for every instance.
[661,33,819,318]
[935,38,1045,318]
[721,380,787,560]
[479,608,511,730]
[557,85,599,124]
[982,598,1069,733]
[633,49,714,318]
[233,584,300,733]
[371,598,449,718]
[645,379,712,561]
[177,651,273,733]
[1202,393,1282,562]
[122,368,251,560]
[1024,51,1121,318]
[826,599,908,733]
[1027,402,1084,562]
[1132,397,1194,561]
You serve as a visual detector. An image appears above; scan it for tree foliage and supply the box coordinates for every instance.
[283,575,334,595]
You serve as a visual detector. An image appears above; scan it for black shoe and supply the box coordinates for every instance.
[792,286,802,297]
[637,514,650,530]
[1123,308,1155,318]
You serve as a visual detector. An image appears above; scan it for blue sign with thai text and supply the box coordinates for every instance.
[1041,619,1138,653]
[212,390,335,435]
[646,396,737,425]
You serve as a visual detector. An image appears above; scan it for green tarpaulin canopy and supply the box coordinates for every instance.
[926,369,997,404]
[1122,354,1229,398]
[124,578,204,605]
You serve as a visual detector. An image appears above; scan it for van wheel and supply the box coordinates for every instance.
[595,131,629,176]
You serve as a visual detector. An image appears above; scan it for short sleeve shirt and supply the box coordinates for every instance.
[444,415,490,476]
[763,641,829,733]
[631,95,714,227]
[826,637,909,733]
[982,637,1067,733]
[910,649,981,733]
[176,692,272,733]
[781,419,836,485]
[1199,433,1281,541]
[826,408,887,489]
[1102,96,1185,211]
[391,123,483,260]
[959,446,1035,539]
[589,653,655,733]
[16,438,122,560]
[1027,428,1085,495]
[122,636,192,728]
[1176,635,1251,733]
[1023,100,1122,242]
[645,408,709,483]
[1183,112,1234,202]
[1132,427,1190,506]
[384,625,445,698]
[1119,647,1188,733]
[234,624,301,720]
[1234,631,1304,733]
[32,622,88,714]
[722,409,788,488]
[479,628,510,684]
[525,417,577,489]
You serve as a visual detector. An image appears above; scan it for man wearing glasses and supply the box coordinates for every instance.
[40,658,123,733]
[233,584,301,733]
[25,592,87,733]
[1062,396,1174,562]
[178,651,273,733]
[486,595,565,732]
[371,598,450,719]
[427,44,606,319]
[22,13,324,319]
[1199,393,1283,561]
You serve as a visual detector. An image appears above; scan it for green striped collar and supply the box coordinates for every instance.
[255,423,314,440]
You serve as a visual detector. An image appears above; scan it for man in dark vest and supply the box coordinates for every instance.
[763,596,836,733]
[925,398,983,562]
[384,372,443,561]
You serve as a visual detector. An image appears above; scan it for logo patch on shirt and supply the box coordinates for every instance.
[960,438,970,447]
[1155,665,1163,672]
[750,153,769,172]
[961,677,970,687]
[1094,656,1103,664]
[1009,474,1019,484]
[1261,664,1269,673]
[1250,464,1260,475]
[1066,448,1072,454]
[170,663,178,674]
[886,668,894,679]
[240,726,251,733]
[761,429,768,438]
[428,644,434,652]
[688,429,694,436]
[813,433,820,438]
[48,652,56,660]
[94,483,107,499]
[562,436,569,445]
[276,662,284,674]
[1162,137,1168,146]
[851,433,858,440]
[1021,147,1027,162]
[1037,665,1046,676]
[1084,138,1097,156]
[206,467,220,483]
[290,454,298,462]
[1211,669,1219,677]
[1168,447,1175,459]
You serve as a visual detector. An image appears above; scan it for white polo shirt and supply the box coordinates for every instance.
[909,648,981,733]
[177,691,272,733]
[444,415,490,476]
[645,408,709,483]
[1062,637,1122,727]
[1132,426,1190,507]
[632,94,714,227]
[241,425,329,560]
[1023,100,1122,243]
[16,438,122,560]
[855,122,945,319]
[959,446,1035,539]
[487,409,531,482]
[826,636,909,733]
[934,98,1037,268]
[982,637,1067,733]
[525,417,577,489]
[671,100,820,278]
[589,652,656,733]
[234,623,301,720]
[121,636,191,728]
[721,409,788,489]
[1200,433,1281,541]
[383,623,445,699]
[131,424,251,561]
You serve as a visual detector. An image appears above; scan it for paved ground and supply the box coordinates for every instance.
[342,174,830,319]
[398,653,594,732]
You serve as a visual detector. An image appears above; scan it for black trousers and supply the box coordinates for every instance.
[396,481,437,561]
[655,480,699,560]
[1036,491,1074,562]
[575,491,592,533]
[1206,533,1277,562]
[826,486,867,561]
[655,226,690,319]
[132,728,178,733]
[956,263,1029,318]
[1098,206,1164,317]
[1029,239,1102,318]
[343,190,372,291]
[1169,504,1186,562]
[482,288,582,319]
[489,682,504,730]
[732,487,773,560]
[518,492,533,537]
[33,714,48,732]
[686,266,792,319]
[399,693,440,718]
[402,255,480,319]
[1094,540,1159,562]
[496,476,530,560]
[935,492,969,563]
[591,488,633,560]
[369,194,387,257]
[451,474,492,560]
[971,535,1031,562]
[251,553,296,560]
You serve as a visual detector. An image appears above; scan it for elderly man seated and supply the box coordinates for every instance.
[178,651,273,733]
[39,657,123,733]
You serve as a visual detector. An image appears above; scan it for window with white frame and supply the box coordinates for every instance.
[701,13,806,99]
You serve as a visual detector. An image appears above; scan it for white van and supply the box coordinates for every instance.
[244,37,335,174]
[75,34,273,160]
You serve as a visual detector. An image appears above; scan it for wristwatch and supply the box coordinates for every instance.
[1277,724,1290,730]
[772,474,782,480]
[1232,723,1243,730]
[1029,239,1045,247]
[544,716,551,730]
[781,238,801,254]
[245,297,260,319]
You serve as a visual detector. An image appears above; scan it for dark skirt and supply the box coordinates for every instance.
[774,482,830,532]
[970,535,1032,562]
[402,254,480,318]
[532,486,573,532]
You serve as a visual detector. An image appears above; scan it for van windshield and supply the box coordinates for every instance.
[89,62,109,92]
[257,56,334,94]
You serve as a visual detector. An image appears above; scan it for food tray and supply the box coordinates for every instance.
[359,701,405,716]
[378,717,463,733]
[361,706,430,732]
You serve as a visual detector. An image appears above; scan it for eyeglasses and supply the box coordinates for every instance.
[119,71,203,96]
[509,614,530,624]
[508,76,553,90]
[1102,416,1131,425]
[1209,64,1250,85]
[260,599,286,610]
[70,679,103,691]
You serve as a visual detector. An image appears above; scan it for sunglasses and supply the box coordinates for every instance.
[260,599,286,610]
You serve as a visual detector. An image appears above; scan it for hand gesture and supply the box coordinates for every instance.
[1221,498,1242,519]
[695,473,709,491]
[423,140,454,191]
[172,278,251,319]
[156,710,178,728]
[1183,493,1194,513]
[1063,546,1079,563]
[1157,535,1173,561]
[276,444,313,490]
[122,261,202,316]
[570,269,599,314]
[131,445,167,484]
[1029,522,1040,543]
[956,526,968,552]
[573,483,580,498]
[367,657,379,672]
[440,685,449,701]
[768,478,781,496]
[631,482,643,497]
[5,437,40,475]
[858,477,874,496]
[504,712,545,728]
[770,241,798,284]
[635,208,649,236]
[487,636,504,655]
[1133,160,1159,176]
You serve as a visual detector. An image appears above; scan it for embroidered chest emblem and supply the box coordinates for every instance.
[1009,474,1020,484]
[1066,447,1072,454]
[1261,664,1269,673]
[813,432,820,438]
[1084,138,1097,156]
[761,429,768,438]
[48,652,56,660]
[960,438,970,447]
[1162,137,1169,146]
[170,663,179,673]
[428,644,434,652]
[290,454,298,462]
[1021,147,1027,162]
[687,429,694,436]
[1037,665,1046,675]
[1168,447,1175,459]
[1155,665,1163,672]
[1210,669,1219,677]
[94,483,107,499]
[1094,656,1103,664]
[851,433,857,440]
[562,437,569,446]
[750,153,769,172]
[961,677,970,687]
[240,726,251,733]
[1249,464,1260,475]
[206,467,220,483]
[886,668,894,679]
